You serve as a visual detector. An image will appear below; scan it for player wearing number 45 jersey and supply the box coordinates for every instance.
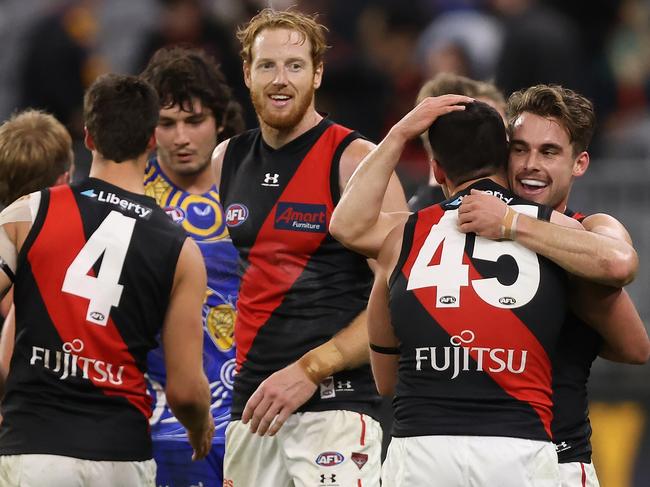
[330,97,626,487]
[0,74,213,487]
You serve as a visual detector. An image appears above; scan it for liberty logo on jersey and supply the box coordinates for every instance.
[414,329,528,379]
[275,202,327,233]
[81,189,152,219]
[30,338,125,384]
[225,203,249,227]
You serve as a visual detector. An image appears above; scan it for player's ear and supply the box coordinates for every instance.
[146,134,157,153]
[84,127,95,151]
[243,61,252,88]
[431,159,447,186]
[572,151,589,178]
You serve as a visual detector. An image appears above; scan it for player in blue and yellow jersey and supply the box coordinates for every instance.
[140,47,245,487]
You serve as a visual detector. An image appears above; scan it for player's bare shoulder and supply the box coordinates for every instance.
[211,138,231,188]
[582,212,633,243]
[338,138,376,191]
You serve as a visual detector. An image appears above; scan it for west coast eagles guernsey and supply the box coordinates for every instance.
[220,118,379,419]
[144,157,239,442]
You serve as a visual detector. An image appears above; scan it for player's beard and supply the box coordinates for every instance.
[251,84,315,130]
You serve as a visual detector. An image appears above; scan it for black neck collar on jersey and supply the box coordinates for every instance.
[81,177,157,205]
[450,178,510,199]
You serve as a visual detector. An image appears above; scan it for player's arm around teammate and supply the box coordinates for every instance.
[458,192,650,364]
[161,236,215,459]
[458,191,638,287]
[330,95,473,259]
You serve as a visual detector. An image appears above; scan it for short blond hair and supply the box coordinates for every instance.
[237,8,329,67]
[0,109,73,206]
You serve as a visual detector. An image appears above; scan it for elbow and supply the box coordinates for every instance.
[602,250,638,288]
[608,342,650,365]
[375,381,395,397]
[329,215,358,248]
[632,342,650,365]
[165,378,209,414]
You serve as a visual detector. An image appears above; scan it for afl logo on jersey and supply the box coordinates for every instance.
[164,206,186,224]
[439,295,457,305]
[225,203,249,227]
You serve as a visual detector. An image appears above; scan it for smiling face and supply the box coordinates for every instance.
[155,98,218,179]
[508,112,589,211]
[244,27,322,131]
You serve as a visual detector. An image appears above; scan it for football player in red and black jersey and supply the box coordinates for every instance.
[212,8,407,487]
[0,74,213,486]
[457,84,649,486]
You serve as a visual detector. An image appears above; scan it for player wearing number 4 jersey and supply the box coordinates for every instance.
[0,74,213,487]
[330,97,621,487]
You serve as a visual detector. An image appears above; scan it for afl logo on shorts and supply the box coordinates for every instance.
[316,451,345,467]
[225,203,249,227]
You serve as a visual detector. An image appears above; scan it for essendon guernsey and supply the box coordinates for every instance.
[552,208,601,463]
[389,179,567,441]
[0,178,186,461]
[220,118,378,419]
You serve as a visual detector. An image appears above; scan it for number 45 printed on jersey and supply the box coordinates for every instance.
[407,206,541,309]
[62,211,136,326]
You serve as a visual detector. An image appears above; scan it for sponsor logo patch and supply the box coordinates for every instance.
[274,202,327,233]
[319,376,335,399]
[262,173,280,187]
[81,189,152,219]
[225,203,249,227]
[351,452,368,470]
[164,206,186,223]
[316,452,344,467]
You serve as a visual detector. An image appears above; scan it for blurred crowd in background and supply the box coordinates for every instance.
[1,0,650,186]
[0,1,649,485]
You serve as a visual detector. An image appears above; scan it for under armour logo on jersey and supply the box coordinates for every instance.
[336,380,352,389]
[320,474,336,484]
[555,441,571,452]
[262,173,280,187]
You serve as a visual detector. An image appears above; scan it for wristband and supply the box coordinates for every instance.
[501,206,519,240]
[369,342,401,355]
[297,341,345,385]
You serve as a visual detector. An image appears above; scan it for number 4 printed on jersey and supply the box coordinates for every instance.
[62,211,136,326]
[407,206,541,309]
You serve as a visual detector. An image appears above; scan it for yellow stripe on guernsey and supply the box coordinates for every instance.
[146,172,229,242]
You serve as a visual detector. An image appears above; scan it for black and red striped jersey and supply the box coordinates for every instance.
[552,208,601,463]
[220,118,378,419]
[0,178,186,461]
[388,179,567,441]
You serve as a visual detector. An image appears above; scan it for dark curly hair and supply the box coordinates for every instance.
[140,46,244,142]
